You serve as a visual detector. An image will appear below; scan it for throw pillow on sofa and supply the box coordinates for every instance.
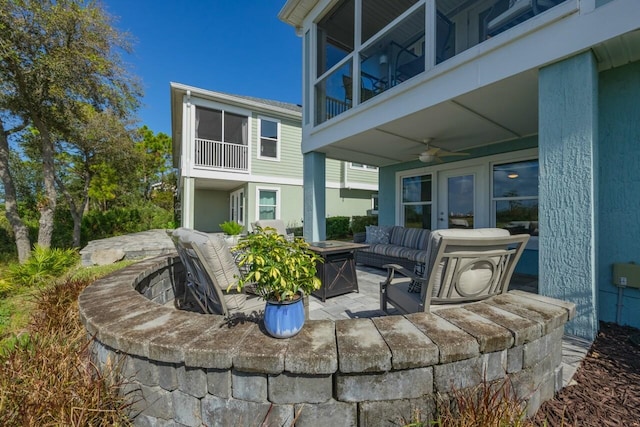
[365,225,392,244]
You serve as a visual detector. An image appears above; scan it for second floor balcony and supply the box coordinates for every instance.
[194,138,249,172]
[313,0,568,125]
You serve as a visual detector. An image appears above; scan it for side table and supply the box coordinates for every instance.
[307,240,369,302]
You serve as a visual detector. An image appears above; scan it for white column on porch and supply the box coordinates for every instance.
[538,51,599,341]
[303,151,326,242]
[182,176,195,229]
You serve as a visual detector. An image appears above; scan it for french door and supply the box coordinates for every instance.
[436,167,486,230]
[229,189,245,226]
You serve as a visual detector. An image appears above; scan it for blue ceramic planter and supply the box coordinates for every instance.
[263,294,305,339]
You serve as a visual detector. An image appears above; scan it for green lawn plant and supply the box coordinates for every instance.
[230,227,322,302]
[7,245,79,288]
[219,220,243,236]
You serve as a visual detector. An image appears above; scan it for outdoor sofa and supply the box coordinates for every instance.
[353,225,431,270]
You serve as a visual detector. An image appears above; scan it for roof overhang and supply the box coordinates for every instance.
[278,0,319,29]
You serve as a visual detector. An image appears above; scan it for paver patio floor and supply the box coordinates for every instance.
[308,264,538,320]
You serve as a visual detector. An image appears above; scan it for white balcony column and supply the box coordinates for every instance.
[182,176,195,229]
[538,51,599,341]
[303,151,326,242]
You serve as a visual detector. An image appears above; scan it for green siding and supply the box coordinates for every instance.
[326,188,374,217]
[345,165,379,186]
[246,182,375,231]
[251,115,304,179]
[326,159,343,182]
[194,189,229,233]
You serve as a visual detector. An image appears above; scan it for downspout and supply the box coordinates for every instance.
[343,161,349,190]
[185,90,192,174]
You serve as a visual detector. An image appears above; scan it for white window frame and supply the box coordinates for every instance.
[256,186,281,220]
[350,162,378,171]
[257,116,281,161]
[397,172,434,228]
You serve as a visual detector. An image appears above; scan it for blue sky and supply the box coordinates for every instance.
[103,1,302,136]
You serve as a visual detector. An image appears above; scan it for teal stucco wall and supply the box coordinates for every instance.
[538,52,599,340]
[597,60,640,329]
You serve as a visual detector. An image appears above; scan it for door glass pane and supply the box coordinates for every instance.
[447,175,474,229]
[404,204,431,229]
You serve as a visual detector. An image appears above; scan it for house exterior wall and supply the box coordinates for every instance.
[327,188,374,218]
[377,139,540,275]
[250,115,302,179]
[171,84,379,235]
[597,60,640,329]
[194,189,230,233]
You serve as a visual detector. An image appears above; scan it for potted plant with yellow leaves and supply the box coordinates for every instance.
[230,226,322,338]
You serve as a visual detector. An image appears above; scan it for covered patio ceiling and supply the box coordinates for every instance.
[317,69,540,168]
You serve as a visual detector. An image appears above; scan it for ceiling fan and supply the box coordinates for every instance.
[416,138,469,163]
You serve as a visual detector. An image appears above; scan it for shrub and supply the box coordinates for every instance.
[326,216,350,239]
[0,277,132,426]
[7,246,79,288]
[81,204,173,245]
[351,215,378,234]
[219,220,243,235]
[432,376,535,427]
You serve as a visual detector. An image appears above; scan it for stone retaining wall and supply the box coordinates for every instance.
[78,254,576,427]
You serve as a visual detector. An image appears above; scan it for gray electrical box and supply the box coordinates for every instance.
[612,263,640,289]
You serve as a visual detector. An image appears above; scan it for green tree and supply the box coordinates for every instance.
[0,0,141,261]
[135,126,173,200]
[56,106,137,247]
[0,119,31,262]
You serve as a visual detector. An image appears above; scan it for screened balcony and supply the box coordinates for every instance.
[194,105,249,172]
[314,0,568,125]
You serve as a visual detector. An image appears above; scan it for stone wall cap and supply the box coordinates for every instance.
[78,254,577,377]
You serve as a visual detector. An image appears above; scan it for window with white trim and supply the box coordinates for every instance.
[401,174,432,229]
[492,159,539,236]
[258,118,280,160]
[257,188,279,220]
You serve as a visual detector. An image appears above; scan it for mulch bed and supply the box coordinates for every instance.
[534,322,640,426]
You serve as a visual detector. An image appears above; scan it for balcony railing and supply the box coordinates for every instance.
[194,138,248,172]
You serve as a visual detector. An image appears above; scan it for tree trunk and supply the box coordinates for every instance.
[34,117,57,248]
[0,120,32,263]
[57,171,90,249]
